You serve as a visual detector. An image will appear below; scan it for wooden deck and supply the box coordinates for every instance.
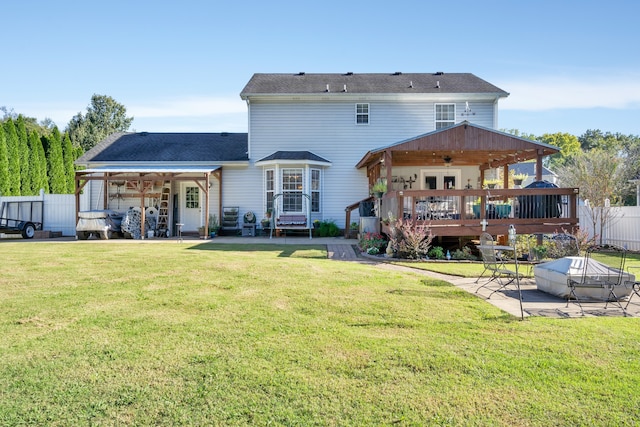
[346,187,580,238]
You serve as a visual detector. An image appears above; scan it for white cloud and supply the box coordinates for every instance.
[498,74,640,111]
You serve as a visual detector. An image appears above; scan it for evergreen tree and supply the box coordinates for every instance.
[27,131,43,194]
[16,115,32,195]
[38,135,49,193]
[0,126,9,196]
[4,119,21,195]
[62,132,76,194]
[45,127,66,194]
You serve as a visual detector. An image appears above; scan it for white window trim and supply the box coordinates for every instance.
[435,103,456,129]
[355,103,369,125]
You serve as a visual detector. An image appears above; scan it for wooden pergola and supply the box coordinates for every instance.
[356,121,559,188]
[75,166,222,238]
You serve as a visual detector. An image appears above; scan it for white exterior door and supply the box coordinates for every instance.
[180,182,202,232]
[421,169,461,190]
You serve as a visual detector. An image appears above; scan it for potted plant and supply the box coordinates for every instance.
[261,217,271,230]
[349,221,358,239]
[208,214,219,237]
[371,178,387,198]
[484,178,501,189]
[513,173,527,186]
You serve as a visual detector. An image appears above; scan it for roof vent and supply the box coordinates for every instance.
[409,81,413,88]
[435,71,445,75]
[343,84,347,92]
[221,132,229,137]
[393,71,402,75]
[345,71,353,75]
[436,81,440,88]
[140,132,148,136]
[326,84,330,92]
[297,72,305,76]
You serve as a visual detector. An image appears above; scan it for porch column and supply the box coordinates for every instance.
[536,151,543,181]
[384,150,392,190]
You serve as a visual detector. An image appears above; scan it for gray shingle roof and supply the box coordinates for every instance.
[257,151,331,163]
[509,162,557,177]
[240,72,509,97]
[76,132,248,164]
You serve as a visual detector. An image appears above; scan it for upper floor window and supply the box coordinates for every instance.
[356,103,369,125]
[435,104,455,129]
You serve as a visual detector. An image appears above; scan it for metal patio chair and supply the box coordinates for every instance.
[567,244,628,316]
[475,232,521,298]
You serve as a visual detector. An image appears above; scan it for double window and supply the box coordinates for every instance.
[435,104,455,129]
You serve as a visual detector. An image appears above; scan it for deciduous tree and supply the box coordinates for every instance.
[558,149,624,244]
[67,94,133,151]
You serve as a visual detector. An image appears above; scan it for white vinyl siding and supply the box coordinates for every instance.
[245,98,498,227]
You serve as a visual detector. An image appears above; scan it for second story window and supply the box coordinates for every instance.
[356,103,369,125]
[435,104,455,129]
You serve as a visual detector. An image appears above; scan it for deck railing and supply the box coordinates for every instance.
[376,187,580,237]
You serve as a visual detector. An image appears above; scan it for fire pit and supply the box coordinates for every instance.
[534,256,634,300]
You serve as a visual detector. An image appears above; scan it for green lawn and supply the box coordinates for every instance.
[1,241,639,426]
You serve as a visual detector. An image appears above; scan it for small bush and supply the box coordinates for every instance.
[359,232,388,253]
[367,247,380,255]
[428,246,445,260]
[388,217,433,259]
[316,220,341,237]
[451,246,477,260]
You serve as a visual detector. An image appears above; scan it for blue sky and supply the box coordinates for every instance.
[3,0,639,137]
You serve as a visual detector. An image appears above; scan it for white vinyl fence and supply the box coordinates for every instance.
[579,205,640,251]
[0,190,78,237]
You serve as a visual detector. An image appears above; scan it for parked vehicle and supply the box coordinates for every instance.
[0,201,43,239]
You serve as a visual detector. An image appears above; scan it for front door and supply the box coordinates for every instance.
[180,182,202,232]
[421,169,461,190]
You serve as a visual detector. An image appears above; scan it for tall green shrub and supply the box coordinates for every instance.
[4,119,21,195]
[45,127,66,194]
[16,116,32,195]
[0,126,8,196]
[62,133,75,193]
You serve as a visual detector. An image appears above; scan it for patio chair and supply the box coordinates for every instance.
[624,279,640,310]
[475,232,522,298]
[567,244,628,316]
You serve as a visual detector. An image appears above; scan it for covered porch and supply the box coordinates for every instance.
[75,166,222,238]
[350,122,579,238]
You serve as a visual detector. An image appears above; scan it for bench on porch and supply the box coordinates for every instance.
[276,214,307,228]
[271,214,312,239]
